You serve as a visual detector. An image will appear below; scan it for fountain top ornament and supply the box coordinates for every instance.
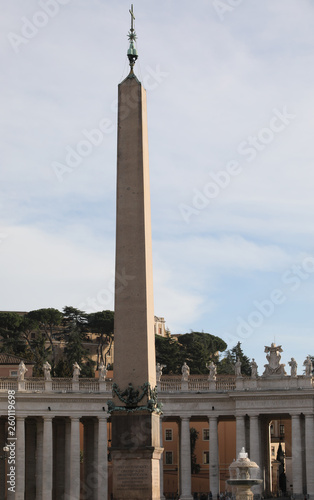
[229,448,259,477]
[227,448,263,492]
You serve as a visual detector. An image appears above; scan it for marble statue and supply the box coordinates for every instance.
[156,363,166,382]
[303,356,313,377]
[206,361,217,381]
[250,358,258,378]
[263,343,286,376]
[18,361,28,381]
[288,357,297,377]
[72,362,81,381]
[235,358,242,377]
[181,362,190,381]
[98,361,107,381]
[43,361,52,381]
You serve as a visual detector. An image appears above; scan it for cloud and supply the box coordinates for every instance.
[1,1,314,366]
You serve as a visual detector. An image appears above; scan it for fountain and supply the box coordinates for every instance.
[227,448,263,500]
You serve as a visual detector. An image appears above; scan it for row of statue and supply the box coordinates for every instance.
[17,346,313,382]
[156,351,313,381]
[17,360,108,381]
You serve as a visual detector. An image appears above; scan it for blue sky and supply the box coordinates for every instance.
[1,0,314,373]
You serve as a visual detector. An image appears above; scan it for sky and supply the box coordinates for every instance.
[1,0,314,374]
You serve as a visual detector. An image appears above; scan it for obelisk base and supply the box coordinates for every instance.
[111,412,163,500]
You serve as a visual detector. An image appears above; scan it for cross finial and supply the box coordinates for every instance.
[129,4,135,31]
[127,4,138,72]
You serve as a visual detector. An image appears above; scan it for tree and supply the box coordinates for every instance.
[88,310,114,368]
[155,331,227,375]
[0,312,53,374]
[155,335,183,374]
[61,307,95,378]
[0,312,29,358]
[179,332,227,375]
[218,341,251,375]
[27,308,63,373]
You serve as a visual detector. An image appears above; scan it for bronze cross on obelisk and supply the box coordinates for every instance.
[129,4,135,31]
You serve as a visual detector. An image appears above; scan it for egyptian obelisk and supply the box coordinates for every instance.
[109,6,162,500]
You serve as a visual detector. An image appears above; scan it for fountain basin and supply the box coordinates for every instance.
[227,479,263,487]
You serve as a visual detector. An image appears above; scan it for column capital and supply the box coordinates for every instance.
[16,415,25,421]
[70,416,81,422]
[43,416,53,422]
[304,413,314,419]
[98,416,108,423]
[181,416,191,422]
[290,413,301,418]
[208,415,218,422]
[248,414,259,419]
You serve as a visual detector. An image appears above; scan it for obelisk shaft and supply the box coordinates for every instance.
[114,74,156,393]
[111,73,162,500]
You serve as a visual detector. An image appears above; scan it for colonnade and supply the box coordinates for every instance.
[0,412,313,499]
[0,415,108,500]
[173,412,314,500]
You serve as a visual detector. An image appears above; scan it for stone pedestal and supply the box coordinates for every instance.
[111,412,162,500]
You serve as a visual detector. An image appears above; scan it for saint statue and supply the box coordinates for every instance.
[72,362,81,381]
[181,362,190,381]
[288,357,297,378]
[43,361,52,381]
[18,361,28,381]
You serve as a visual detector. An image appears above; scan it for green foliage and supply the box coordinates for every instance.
[29,333,51,377]
[190,427,200,474]
[156,331,227,375]
[0,312,27,357]
[155,335,183,374]
[218,341,251,376]
[54,358,72,378]
[27,308,63,372]
[179,332,227,375]
[88,310,114,368]
[61,307,95,378]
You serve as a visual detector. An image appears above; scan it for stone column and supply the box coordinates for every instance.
[160,418,165,500]
[15,416,25,500]
[180,417,192,500]
[25,419,37,499]
[305,414,314,497]
[42,416,53,500]
[291,414,303,498]
[236,415,246,455]
[0,419,6,500]
[97,417,108,500]
[249,415,262,496]
[83,419,95,500]
[249,415,260,465]
[70,417,81,499]
[209,416,219,496]
[53,419,66,499]
[64,419,71,497]
[36,419,43,500]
